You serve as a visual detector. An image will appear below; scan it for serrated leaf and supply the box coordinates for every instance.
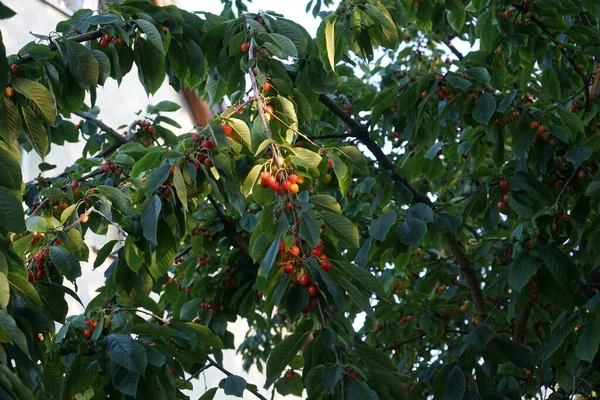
[324,16,337,72]
[564,147,592,167]
[291,147,323,168]
[11,79,56,124]
[228,118,251,148]
[58,40,99,87]
[309,194,341,214]
[443,365,466,400]
[320,211,359,248]
[21,103,48,158]
[25,216,47,233]
[0,188,25,232]
[0,272,8,310]
[105,334,147,373]
[335,261,386,298]
[94,239,118,269]
[49,246,82,281]
[184,322,224,348]
[134,19,164,54]
[496,339,535,369]
[243,164,263,197]
[0,96,20,144]
[338,275,374,318]
[575,319,600,363]
[398,217,427,247]
[447,7,466,32]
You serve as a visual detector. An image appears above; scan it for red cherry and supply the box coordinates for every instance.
[289,246,301,256]
[284,263,294,273]
[222,124,233,135]
[282,180,291,191]
[269,181,280,192]
[201,139,212,149]
[504,10,512,18]
[497,202,506,210]
[10,64,19,74]
[240,42,250,52]
[560,214,568,221]
[85,319,95,327]
[308,285,319,297]
[288,174,299,184]
[321,259,332,272]
[114,37,123,46]
[499,179,509,192]
[277,186,286,196]
[502,194,509,203]
[289,183,299,194]
[260,171,271,180]
[299,274,310,286]
[262,82,271,91]
[83,329,93,339]
[312,248,322,257]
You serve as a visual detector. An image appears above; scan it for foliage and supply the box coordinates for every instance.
[0,0,600,398]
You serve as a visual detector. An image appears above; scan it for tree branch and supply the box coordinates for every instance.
[513,296,534,344]
[207,195,249,254]
[318,94,488,318]
[74,111,129,144]
[15,29,103,65]
[444,40,464,61]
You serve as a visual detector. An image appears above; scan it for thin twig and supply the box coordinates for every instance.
[15,29,104,65]
[483,297,509,325]
[73,111,129,144]
[179,363,212,387]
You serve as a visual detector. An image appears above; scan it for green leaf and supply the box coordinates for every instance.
[291,147,323,169]
[320,211,359,248]
[134,19,164,54]
[495,339,535,369]
[0,3,16,19]
[0,310,30,358]
[309,194,341,214]
[25,216,46,233]
[49,246,82,281]
[134,37,166,95]
[335,261,386,298]
[407,203,434,223]
[556,106,584,133]
[7,271,42,309]
[224,375,247,397]
[467,325,494,350]
[472,93,496,125]
[105,334,147,373]
[508,251,538,292]
[269,33,298,58]
[398,217,427,247]
[329,152,350,195]
[58,40,99,87]
[371,210,396,241]
[443,365,466,400]
[338,275,374,318]
[266,319,313,384]
[447,7,466,32]
[0,188,25,232]
[0,272,8,310]
[228,118,252,148]
[324,16,337,72]
[147,100,181,113]
[185,322,224,348]
[564,147,592,167]
[476,10,500,52]
[539,246,579,295]
[0,96,20,144]
[541,68,561,100]
[21,103,48,158]
[94,240,118,269]
[11,79,56,124]
[199,388,218,400]
[575,318,600,363]
[34,281,69,323]
[243,164,263,197]
[142,195,162,245]
[299,211,320,247]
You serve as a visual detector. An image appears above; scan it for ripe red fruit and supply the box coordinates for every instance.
[284,263,294,273]
[28,272,34,282]
[240,42,250,52]
[286,370,295,380]
[282,180,291,191]
[299,274,310,286]
[578,170,586,179]
[256,16,265,25]
[497,201,506,210]
[492,333,500,340]
[75,124,80,130]
[277,186,286,196]
[114,37,123,46]
[85,319,95,327]
[504,10,512,18]
[560,214,568,221]
[10,64,19,74]
[308,285,319,297]
[499,179,509,192]
[265,105,274,115]
[321,259,332,272]
[204,158,213,168]
[83,329,93,339]
[279,241,285,252]
[420,91,427,99]
[99,38,109,48]
[289,246,301,256]
[201,139,212,149]
[502,194,509,203]
[222,124,233,135]
[288,174,299,184]
[260,171,270,180]
[524,370,532,378]
[269,181,280,192]
[262,82,271,91]
[530,121,539,129]
[4,86,14,97]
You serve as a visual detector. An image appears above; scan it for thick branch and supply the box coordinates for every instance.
[15,29,103,65]
[444,40,464,61]
[513,297,534,344]
[74,111,129,144]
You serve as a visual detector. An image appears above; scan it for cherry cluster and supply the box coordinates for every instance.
[259,170,302,196]
[83,318,99,339]
[99,35,122,48]
[131,120,156,147]
[28,250,48,281]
